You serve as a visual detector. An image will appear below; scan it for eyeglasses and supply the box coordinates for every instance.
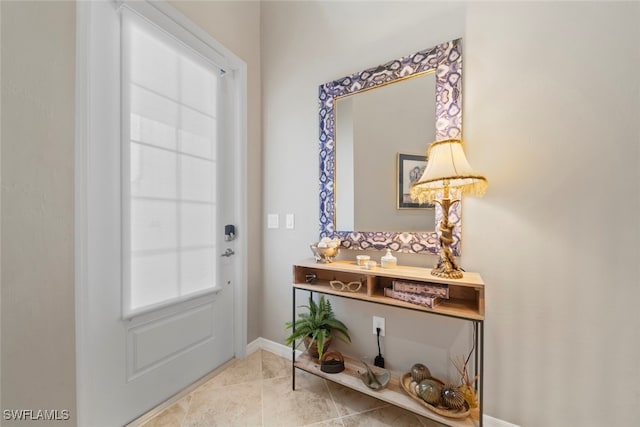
[329,280,362,292]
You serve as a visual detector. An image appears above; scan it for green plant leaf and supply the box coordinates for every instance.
[315,328,327,360]
[284,295,351,352]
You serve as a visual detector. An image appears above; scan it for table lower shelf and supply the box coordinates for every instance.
[293,354,479,427]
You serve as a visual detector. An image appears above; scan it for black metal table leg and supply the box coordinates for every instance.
[474,322,479,389]
[292,287,296,390]
[479,320,484,427]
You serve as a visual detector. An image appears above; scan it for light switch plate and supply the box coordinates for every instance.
[267,214,279,229]
[286,214,295,229]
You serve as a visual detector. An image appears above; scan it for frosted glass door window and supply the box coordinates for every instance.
[123,12,220,314]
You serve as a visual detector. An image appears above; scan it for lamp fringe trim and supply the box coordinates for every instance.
[411,177,488,204]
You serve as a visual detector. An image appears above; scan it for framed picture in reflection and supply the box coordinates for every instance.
[397,153,435,209]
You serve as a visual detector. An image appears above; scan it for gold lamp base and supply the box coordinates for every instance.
[431,258,463,279]
[431,196,463,280]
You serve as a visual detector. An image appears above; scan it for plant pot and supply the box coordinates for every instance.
[304,335,332,359]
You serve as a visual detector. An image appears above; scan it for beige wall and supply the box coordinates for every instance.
[170,0,263,343]
[1,1,77,424]
[463,2,639,424]
[261,1,640,426]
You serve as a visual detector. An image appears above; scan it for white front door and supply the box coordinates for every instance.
[75,2,246,425]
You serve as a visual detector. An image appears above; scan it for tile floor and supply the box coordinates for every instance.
[142,350,445,427]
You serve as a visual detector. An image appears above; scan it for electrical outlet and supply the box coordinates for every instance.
[373,316,385,336]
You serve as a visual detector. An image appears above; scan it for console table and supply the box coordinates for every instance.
[291,259,485,427]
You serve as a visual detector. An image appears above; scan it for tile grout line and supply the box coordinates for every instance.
[323,377,345,426]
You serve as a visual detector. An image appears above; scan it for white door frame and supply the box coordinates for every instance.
[74,1,247,424]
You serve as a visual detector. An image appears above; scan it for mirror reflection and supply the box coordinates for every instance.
[335,71,436,232]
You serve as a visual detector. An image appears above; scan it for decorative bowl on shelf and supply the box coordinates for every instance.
[400,373,470,419]
[359,360,390,390]
[310,237,341,263]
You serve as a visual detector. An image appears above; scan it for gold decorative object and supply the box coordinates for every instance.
[410,363,432,382]
[459,383,479,410]
[310,237,341,263]
[441,384,466,410]
[410,139,487,279]
[417,379,442,405]
[452,354,479,408]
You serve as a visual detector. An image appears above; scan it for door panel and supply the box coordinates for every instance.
[127,298,216,379]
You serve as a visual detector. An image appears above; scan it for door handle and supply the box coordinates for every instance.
[220,248,235,257]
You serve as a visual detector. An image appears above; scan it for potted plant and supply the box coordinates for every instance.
[285,295,351,359]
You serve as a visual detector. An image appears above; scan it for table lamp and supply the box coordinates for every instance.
[410,139,487,279]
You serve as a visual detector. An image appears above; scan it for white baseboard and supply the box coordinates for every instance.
[247,337,521,427]
[246,337,301,360]
[483,414,520,427]
[483,415,520,427]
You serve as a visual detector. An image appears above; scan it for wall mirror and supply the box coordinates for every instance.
[318,39,463,254]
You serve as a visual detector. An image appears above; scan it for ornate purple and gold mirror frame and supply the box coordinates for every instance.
[318,39,462,254]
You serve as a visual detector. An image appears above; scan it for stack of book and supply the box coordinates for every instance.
[384,280,449,309]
